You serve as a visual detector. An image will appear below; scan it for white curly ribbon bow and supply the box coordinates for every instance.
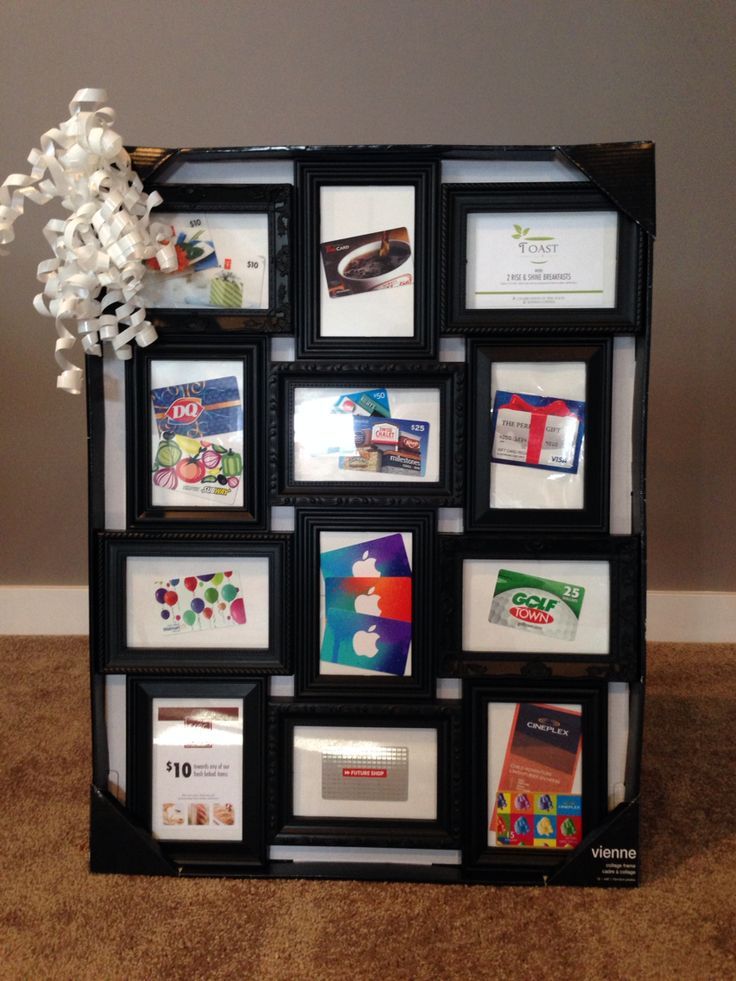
[0,88,176,393]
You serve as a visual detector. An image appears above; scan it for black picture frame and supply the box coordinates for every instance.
[269,700,461,849]
[126,335,267,530]
[141,183,291,332]
[466,338,612,532]
[439,534,642,681]
[442,183,645,332]
[463,679,607,879]
[271,360,463,506]
[296,159,438,358]
[294,507,437,699]
[94,531,292,674]
[127,676,266,867]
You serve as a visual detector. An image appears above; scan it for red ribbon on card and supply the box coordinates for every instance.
[503,395,577,465]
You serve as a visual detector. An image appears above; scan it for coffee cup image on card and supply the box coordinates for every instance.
[488,568,586,642]
[320,227,413,298]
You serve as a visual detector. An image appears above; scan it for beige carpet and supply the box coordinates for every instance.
[1,637,734,979]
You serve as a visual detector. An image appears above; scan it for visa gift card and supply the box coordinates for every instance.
[151,375,242,438]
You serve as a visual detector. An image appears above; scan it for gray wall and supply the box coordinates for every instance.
[0,0,733,590]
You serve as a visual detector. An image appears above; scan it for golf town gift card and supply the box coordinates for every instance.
[319,534,413,677]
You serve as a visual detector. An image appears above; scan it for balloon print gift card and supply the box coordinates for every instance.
[319,534,413,676]
[153,570,246,635]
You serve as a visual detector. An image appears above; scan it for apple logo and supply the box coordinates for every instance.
[352,549,380,578]
[352,624,380,658]
[354,586,382,617]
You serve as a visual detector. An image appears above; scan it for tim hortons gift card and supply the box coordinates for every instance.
[320,227,413,298]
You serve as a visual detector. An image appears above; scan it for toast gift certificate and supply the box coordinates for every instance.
[150,372,244,509]
[152,699,243,842]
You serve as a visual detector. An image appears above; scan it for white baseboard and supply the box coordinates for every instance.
[0,586,89,635]
[0,586,734,643]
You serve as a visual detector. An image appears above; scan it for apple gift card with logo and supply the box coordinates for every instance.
[321,746,409,801]
[320,534,412,579]
[320,609,411,676]
[324,577,412,623]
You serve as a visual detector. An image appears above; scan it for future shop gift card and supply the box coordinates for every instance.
[321,746,409,801]
[320,608,411,676]
[151,375,242,438]
[320,227,413,299]
[324,577,412,623]
[320,534,411,580]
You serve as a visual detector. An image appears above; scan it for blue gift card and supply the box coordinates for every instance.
[151,375,242,438]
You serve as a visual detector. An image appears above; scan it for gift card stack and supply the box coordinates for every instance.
[319,533,413,676]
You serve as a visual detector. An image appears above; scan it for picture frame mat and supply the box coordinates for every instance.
[319,529,414,678]
[292,385,441,483]
[489,359,587,510]
[318,184,416,338]
[462,557,610,655]
[125,553,270,650]
[149,358,245,510]
[487,699,583,847]
[292,724,438,820]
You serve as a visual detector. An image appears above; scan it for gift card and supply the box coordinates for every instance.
[491,390,585,473]
[320,608,411,676]
[153,570,245,635]
[489,568,585,642]
[333,388,391,418]
[151,375,242,439]
[320,534,411,579]
[341,417,429,477]
[152,433,243,503]
[321,746,409,801]
[320,227,413,299]
[324,577,412,623]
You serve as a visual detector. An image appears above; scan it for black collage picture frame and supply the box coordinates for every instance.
[88,142,653,887]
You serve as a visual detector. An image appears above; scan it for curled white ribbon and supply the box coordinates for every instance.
[0,88,176,393]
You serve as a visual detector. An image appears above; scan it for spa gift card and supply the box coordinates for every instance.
[320,227,413,298]
[153,570,246,635]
